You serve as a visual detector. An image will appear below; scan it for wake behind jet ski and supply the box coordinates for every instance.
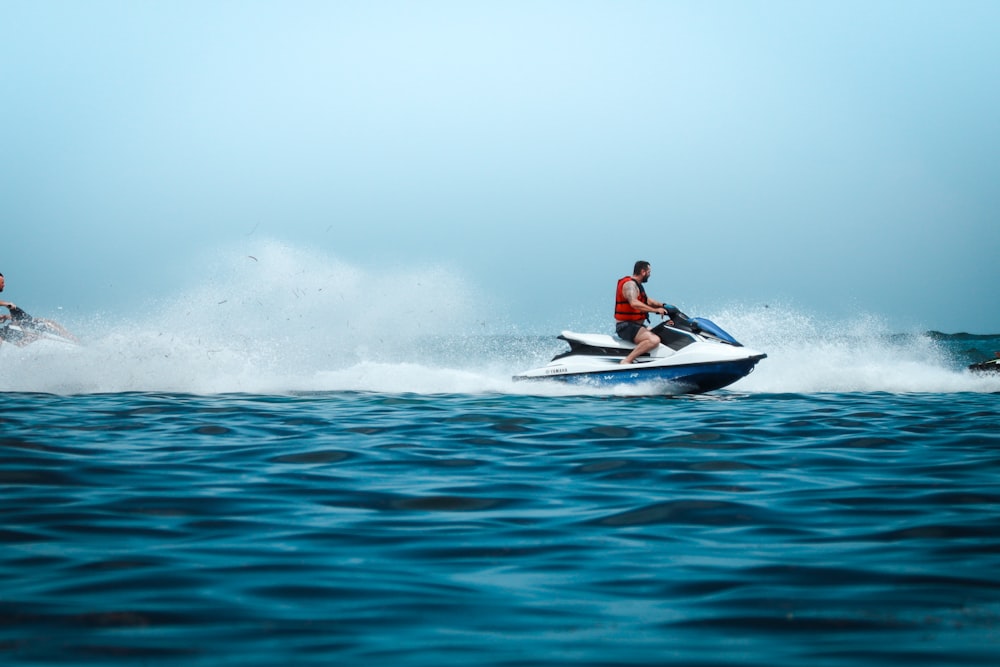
[513,310,766,394]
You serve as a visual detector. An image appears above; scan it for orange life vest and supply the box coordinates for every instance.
[615,276,647,322]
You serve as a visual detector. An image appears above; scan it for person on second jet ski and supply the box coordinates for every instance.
[0,272,77,347]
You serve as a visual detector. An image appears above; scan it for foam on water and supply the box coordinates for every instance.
[718,305,1000,394]
[2,242,998,395]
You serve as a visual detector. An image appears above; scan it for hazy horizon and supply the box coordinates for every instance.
[4,1,998,334]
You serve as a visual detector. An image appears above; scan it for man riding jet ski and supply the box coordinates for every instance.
[613,260,674,365]
[513,261,765,394]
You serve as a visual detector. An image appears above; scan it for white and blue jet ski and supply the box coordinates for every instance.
[0,306,77,348]
[514,311,765,394]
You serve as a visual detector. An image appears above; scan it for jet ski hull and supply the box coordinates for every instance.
[519,356,765,394]
[513,317,765,394]
[514,354,767,394]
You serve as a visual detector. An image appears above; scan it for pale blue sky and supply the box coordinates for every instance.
[3,1,998,333]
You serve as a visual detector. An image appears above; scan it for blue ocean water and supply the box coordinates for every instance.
[3,252,1000,665]
[3,386,999,666]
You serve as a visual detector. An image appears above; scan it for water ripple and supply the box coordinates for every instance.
[2,390,1000,665]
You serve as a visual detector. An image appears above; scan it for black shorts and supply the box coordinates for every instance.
[8,306,34,326]
[615,321,645,343]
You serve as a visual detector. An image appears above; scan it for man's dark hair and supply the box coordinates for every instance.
[633,261,650,274]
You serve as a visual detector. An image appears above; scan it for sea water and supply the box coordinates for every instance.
[3,245,999,666]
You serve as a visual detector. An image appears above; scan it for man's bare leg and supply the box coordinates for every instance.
[621,329,660,364]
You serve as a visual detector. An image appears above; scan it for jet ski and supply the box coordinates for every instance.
[968,355,1000,373]
[0,306,77,348]
[514,311,765,394]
